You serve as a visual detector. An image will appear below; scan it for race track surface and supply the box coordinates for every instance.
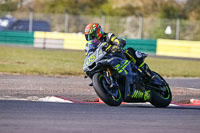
[0,74,200,102]
[166,77,200,89]
[0,100,200,133]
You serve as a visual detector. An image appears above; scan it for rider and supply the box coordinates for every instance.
[84,23,151,101]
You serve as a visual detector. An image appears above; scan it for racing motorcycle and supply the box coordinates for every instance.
[83,42,172,107]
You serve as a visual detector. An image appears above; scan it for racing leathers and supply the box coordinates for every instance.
[85,33,151,101]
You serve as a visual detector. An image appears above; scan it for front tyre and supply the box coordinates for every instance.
[150,72,172,108]
[92,72,122,106]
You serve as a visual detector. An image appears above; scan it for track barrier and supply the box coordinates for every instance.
[1,31,200,59]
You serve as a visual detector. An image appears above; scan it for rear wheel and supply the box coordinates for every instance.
[92,72,122,106]
[150,72,172,107]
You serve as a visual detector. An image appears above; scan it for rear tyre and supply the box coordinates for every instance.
[150,72,172,108]
[92,72,122,106]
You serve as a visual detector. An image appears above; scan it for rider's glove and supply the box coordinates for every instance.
[111,45,121,53]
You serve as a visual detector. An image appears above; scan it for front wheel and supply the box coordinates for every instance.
[92,72,122,106]
[150,72,172,107]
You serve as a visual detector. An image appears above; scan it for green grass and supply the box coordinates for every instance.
[0,46,85,76]
[146,57,200,77]
[0,45,200,77]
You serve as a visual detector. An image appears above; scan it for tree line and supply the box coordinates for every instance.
[0,0,200,20]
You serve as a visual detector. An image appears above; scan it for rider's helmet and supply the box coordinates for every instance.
[84,23,104,41]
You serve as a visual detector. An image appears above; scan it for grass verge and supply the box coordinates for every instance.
[0,45,200,77]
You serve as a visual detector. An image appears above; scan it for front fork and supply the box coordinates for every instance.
[105,68,118,88]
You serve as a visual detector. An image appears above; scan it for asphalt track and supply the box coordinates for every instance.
[0,75,200,133]
[166,78,200,89]
[0,100,200,133]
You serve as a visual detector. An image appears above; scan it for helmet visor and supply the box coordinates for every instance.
[85,34,90,41]
[85,32,96,41]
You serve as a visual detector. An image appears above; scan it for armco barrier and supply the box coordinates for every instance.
[34,32,65,49]
[0,31,34,45]
[34,31,87,50]
[64,34,86,50]
[34,32,157,52]
[2,31,200,59]
[125,39,157,54]
[157,39,200,58]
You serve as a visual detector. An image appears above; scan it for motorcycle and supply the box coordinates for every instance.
[83,42,172,107]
